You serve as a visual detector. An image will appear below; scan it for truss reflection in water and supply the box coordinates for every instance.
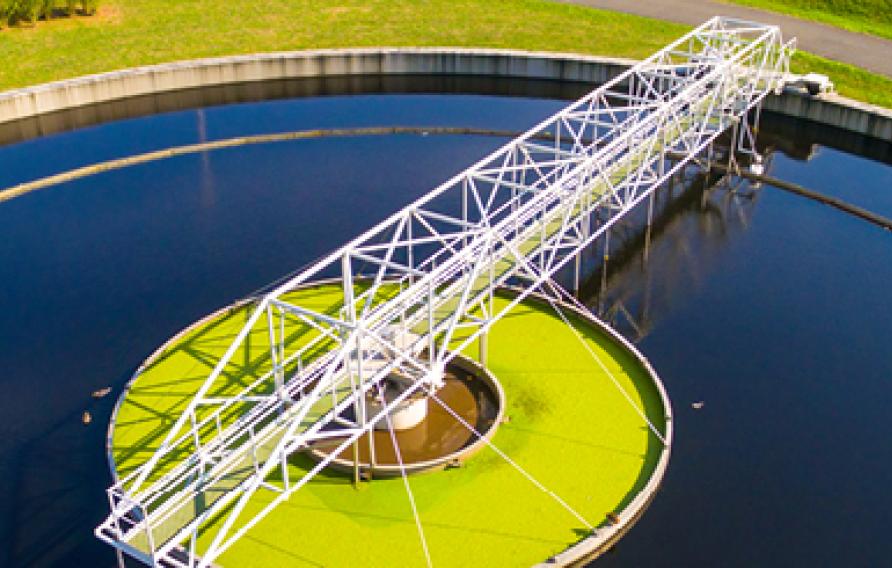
[565,151,777,342]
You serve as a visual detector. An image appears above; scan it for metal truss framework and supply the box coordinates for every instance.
[97,17,793,567]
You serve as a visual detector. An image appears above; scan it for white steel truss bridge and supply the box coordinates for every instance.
[97,17,793,567]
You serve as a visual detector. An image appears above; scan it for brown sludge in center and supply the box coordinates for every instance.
[323,365,498,466]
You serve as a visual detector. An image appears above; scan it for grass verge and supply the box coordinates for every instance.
[726,0,892,41]
[0,0,890,108]
[792,51,892,109]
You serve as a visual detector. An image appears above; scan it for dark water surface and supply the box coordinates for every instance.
[0,78,890,567]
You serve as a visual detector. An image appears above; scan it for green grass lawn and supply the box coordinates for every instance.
[112,284,668,566]
[726,0,892,40]
[792,51,892,108]
[1,0,891,108]
[726,0,892,109]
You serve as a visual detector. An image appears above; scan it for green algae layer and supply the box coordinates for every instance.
[111,284,669,567]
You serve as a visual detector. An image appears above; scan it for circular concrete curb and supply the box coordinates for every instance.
[507,289,672,567]
[1,48,890,141]
[0,49,632,123]
[107,281,673,567]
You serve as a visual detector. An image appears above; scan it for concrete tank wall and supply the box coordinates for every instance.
[1,48,889,141]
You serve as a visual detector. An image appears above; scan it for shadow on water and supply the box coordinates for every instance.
[0,366,132,567]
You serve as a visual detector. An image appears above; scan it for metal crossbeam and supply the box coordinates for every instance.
[97,17,793,567]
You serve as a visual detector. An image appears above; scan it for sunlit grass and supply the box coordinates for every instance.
[726,0,892,40]
[1,0,889,108]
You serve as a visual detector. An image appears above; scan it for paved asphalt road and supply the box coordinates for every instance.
[560,0,892,77]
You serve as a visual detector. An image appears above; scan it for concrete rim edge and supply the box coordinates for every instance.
[1,47,889,140]
[106,280,673,567]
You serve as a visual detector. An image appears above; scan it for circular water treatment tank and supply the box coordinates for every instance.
[109,282,671,566]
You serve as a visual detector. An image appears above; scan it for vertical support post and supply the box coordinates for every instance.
[108,491,130,568]
[427,279,435,363]
[342,253,355,324]
[511,147,519,238]
[352,438,360,486]
[359,330,373,482]
[367,428,377,482]
[189,530,197,568]
[644,190,655,263]
[479,330,488,367]
[189,411,201,459]
[737,103,764,175]
[599,229,610,315]
[705,140,715,175]
[407,214,415,286]
[341,253,362,487]
[278,306,285,398]
[281,453,290,493]
[728,119,741,175]
[266,305,282,405]
[461,179,469,249]
[482,238,494,368]
[539,200,547,273]
[142,503,157,563]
